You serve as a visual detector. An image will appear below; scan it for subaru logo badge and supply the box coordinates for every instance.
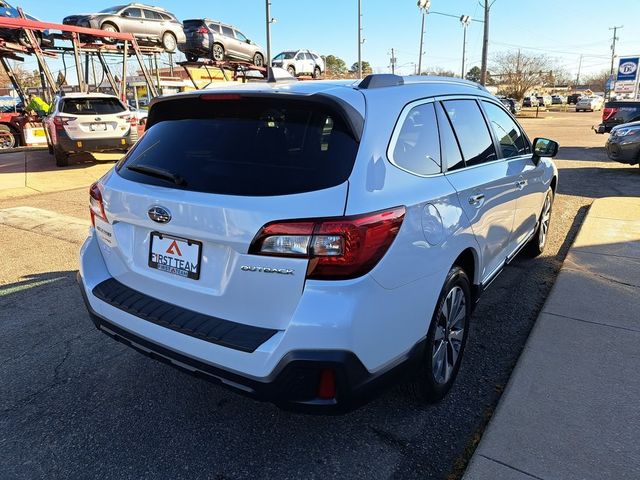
[148,206,171,224]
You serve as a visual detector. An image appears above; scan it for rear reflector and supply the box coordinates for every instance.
[249,206,406,280]
[317,369,336,400]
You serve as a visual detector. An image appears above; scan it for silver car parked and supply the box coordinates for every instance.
[63,3,186,52]
[179,19,265,65]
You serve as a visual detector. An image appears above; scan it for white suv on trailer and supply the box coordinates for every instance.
[44,93,138,167]
[271,49,325,78]
[78,74,558,412]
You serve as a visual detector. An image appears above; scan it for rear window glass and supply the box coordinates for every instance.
[61,97,125,115]
[183,20,204,28]
[118,97,359,196]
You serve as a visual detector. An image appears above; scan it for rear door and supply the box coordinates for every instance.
[480,100,543,254]
[120,7,146,35]
[439,99,517,283]
[60,96,129,140]
[232,29,251,59]
[96,94,361,330]
[220,25,238,57]
[142,9,165,40]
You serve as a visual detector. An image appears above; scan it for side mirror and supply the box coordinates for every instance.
[532,137,559,163]
[245,39,251,44]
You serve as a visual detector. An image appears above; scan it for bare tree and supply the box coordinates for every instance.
[423,67,457,77]
[491,50,553,100]
[582,70,610,92]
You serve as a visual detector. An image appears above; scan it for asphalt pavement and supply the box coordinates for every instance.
[1,111,639,479]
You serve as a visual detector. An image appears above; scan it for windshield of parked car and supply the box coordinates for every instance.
[274,52,296,60]
[99,5,126,14]
[61,97,126,115]
[118,97,359,196]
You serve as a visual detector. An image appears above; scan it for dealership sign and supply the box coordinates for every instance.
[617,57,639,82]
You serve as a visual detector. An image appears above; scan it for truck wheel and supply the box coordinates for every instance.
[54,146,70,167]
[0,124,16,149]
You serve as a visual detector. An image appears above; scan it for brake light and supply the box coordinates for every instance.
[196,26,208,34]
[249,206,406,280]
[89,182,107,226]
[53,116,74,130]
[603,107,618,122]
[200,93,242,101]
[117,113,138,127]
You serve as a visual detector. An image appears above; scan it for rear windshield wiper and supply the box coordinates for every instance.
[126,164,187,186]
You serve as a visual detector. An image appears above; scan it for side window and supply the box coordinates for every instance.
[391,102,441,176]
[435,102,464,171]
[295,53,304,61]
[442,99,497,167]
[143,10,162,20]
[221,26,234,37]
[161,13,173,21]
[304,53,314,60]
[482,101,530,158]
[234,30,247,41]
[123,8,142,18]
[208,23,221,34]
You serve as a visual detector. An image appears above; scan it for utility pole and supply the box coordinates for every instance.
[390,48,396,74]
[609,25,623,77]
[608,25,622,100]
[357,0,362,79]
[460,15,471,78]
[417,0,431,76]
[480,0,495,86]
[576,54,583,85]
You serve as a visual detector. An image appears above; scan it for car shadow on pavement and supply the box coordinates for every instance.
[556,146,609,162]
[556,165,640,199]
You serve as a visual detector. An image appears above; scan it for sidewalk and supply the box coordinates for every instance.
[464,197,640,480]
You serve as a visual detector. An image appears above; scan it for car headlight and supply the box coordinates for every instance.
[613,128,639,137]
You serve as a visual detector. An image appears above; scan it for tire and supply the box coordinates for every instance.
[18,31,42,48]
[253,52,264,67]
[101,22,118,44]
[409,266,471,403]
[313,66,321,79]
[212,43,225,61]
[524,188,554,257]
[0,124,17,149]
[287,65,296,77]
[162,32,177,53]
[186,53,198,62]
[54,146,69,167]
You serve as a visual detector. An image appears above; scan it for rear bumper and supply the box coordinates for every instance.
[594,123,609,134]
[78,272,424,413]
[56,132,135,154]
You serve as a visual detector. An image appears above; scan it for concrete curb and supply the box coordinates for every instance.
[463,196,640,480]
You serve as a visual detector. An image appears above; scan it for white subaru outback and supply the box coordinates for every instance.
[78,74,558,413]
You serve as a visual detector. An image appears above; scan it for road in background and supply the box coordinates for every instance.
[1,111,639,479]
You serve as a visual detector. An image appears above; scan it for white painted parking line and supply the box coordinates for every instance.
[0,207,90,244]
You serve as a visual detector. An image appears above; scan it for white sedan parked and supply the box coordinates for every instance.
[576,96,604,112]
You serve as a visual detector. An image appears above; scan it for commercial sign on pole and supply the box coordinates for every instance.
[616,57,639,82]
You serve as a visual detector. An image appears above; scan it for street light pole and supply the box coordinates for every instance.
[357,0,362,79]
[417,0,431,76]
[460,15,471,79]
[265,0,272,66]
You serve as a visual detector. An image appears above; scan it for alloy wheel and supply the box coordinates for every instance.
[431,286,466,385]
[213,44,224,61]
[538,192,552,248]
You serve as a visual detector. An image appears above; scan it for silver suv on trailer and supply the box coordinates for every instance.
[179,19,265,65]
[78,74,558,412]
[62,3,186,52]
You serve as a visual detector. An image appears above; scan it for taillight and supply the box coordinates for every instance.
[118,113,138,127]
[603,107,618,122]
[317,369,336,400]
[53,116,74,130]
[89,182,107,226]
[249,206,406,280]
[196,26,208,34]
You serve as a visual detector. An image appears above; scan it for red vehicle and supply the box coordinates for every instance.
[0,107,32,149]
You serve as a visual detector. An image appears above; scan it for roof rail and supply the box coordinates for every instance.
[358,74,404,89]
[403,75,489,92]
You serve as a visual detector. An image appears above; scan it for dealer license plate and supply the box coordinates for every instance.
[90,123,107,131]
[148,232,202,280]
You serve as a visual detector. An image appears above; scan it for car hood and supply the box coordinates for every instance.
[611,120,640,132]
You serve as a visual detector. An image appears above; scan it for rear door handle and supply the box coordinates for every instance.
[468,194,485,206]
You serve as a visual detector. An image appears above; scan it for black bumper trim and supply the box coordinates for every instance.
[91,278,277,353]
[78,273,426,413]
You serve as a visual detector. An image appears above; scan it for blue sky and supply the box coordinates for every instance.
[14,0,640,78]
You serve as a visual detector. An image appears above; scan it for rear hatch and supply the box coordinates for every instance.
[95,93,361,331]
[602,101,640,128]
[183,19,210,48]
[59,96,132,140]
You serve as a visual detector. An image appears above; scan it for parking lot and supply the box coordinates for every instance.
[1,110,639,480]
